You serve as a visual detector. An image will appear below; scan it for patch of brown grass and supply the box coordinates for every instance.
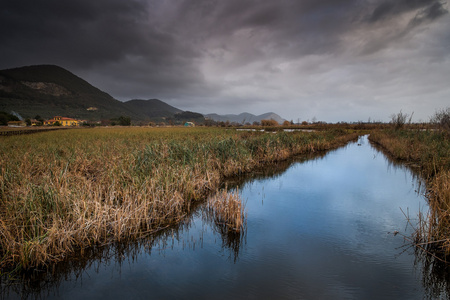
[207,190,246,233]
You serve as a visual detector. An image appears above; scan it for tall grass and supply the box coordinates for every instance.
[369,129,450,260]
[0,127,358,270]
[207,189,245,233]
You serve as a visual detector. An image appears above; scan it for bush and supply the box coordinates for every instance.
[261,119,278,126]
[390,110,412,130]
[430,107,450,131]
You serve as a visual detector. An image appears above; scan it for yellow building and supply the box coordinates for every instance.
[44,116,79,126]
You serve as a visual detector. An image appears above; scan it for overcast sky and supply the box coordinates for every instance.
[1,0,449,122]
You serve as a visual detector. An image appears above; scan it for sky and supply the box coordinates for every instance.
[1,0,449,123]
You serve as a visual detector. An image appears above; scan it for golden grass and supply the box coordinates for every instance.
[207,190,245,233]
[0,127,358,270]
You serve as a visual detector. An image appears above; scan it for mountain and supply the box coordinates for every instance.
[0,65,203,124]
[0,65,148,121]
[205,112,286,125]
[123,99,182,119]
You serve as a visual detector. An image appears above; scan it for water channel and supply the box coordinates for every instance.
[3,135,449,299]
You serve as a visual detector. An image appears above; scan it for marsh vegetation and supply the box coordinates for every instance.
[3,134,438,299]
[369,128,450,262]
[0,127,358,271]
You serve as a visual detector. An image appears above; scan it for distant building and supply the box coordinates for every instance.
[44,116,80,126]
[7,120,26,127]
[184,122,195,127]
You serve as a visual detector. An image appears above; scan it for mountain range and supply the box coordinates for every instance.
[0,65,185,122]
[0,65,284,124]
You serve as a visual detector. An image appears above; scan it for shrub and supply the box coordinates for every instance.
[390,110,412,130]
[261,119,278,126]
[430,107,450,131]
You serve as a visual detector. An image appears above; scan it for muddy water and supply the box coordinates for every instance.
[4,135,448,299]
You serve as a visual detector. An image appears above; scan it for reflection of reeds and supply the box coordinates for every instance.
[415,248,450,299]
[0,127,358,270]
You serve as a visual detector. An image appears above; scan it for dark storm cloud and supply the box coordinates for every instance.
[0,0,449,121]
[0,0,202,72]
[1,0,443,72]
[171,0,359,54]
[409,1,449,26]
[0,0,206,100]
[368,0,447,23]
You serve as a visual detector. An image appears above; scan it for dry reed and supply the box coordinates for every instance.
[0,127,358,270]
[207,190,245,233]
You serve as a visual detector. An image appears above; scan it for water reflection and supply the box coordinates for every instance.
[202,205,246,263]
[2,135,450,299]
[1,201,246,299]
[0,222,182,299]
[418,253,450,299]
[225,149,330,188]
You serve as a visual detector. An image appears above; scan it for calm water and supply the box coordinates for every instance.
[4,135,449,299]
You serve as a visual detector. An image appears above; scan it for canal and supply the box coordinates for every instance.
[4,135,447,299]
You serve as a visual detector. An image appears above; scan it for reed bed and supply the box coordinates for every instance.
[369,129,450,260]
[207,190,245,233]
[0,127,358,270]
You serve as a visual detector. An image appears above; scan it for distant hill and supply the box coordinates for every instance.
[0,65,146,121]
[172,111,205,124]
[124,99,182,119]
[0,65,204,124]
[205,112,286,125]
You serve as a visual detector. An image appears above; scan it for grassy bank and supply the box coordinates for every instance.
[0,127,358,270]
[369,129,450,260]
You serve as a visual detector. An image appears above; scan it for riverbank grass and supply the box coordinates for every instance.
[369,129,450,260]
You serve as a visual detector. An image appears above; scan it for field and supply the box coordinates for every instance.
[0,127,358,271]
[0,127,69,137]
